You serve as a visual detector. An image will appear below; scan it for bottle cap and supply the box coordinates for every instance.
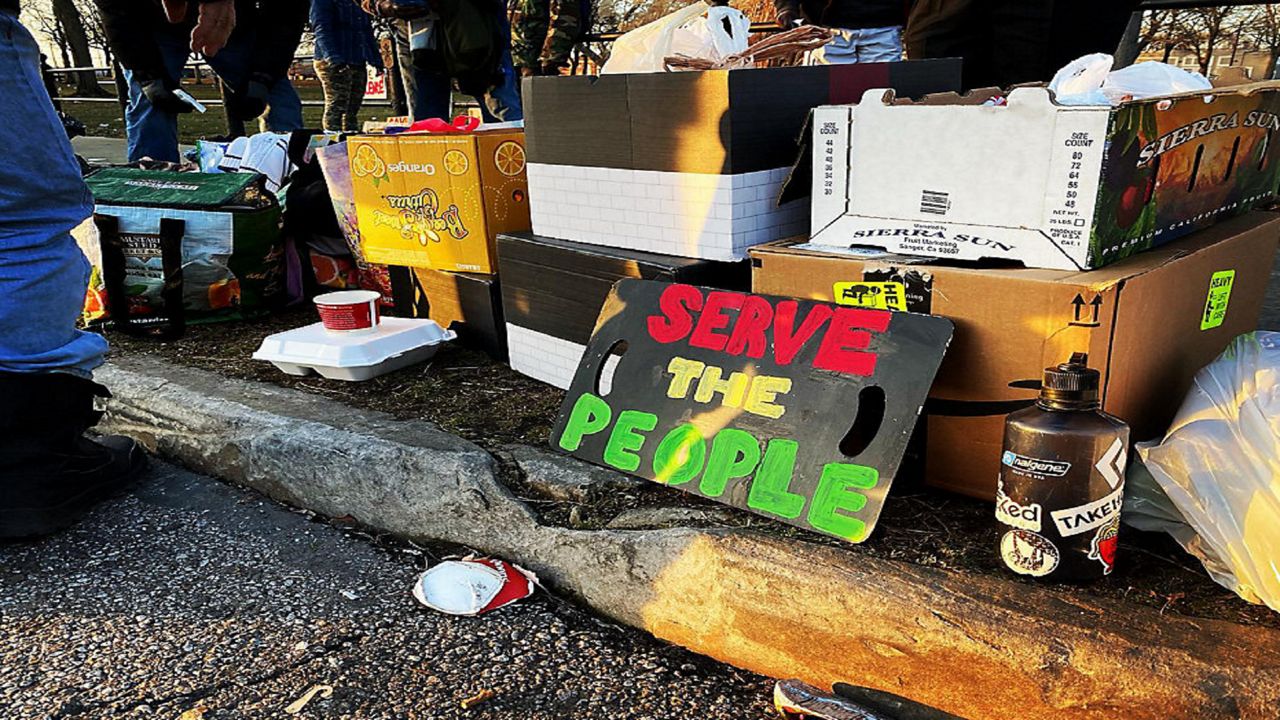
[1040,352,1099,408]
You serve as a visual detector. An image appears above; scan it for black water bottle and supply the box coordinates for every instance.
[996,353,1130,581]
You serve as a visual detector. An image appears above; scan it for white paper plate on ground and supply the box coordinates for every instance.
[252,317,455,381]
[412,557,539,616]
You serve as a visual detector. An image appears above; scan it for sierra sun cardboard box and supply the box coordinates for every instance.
[522,60,961,261]
[349,129,530,274]
[809,82,1280,271]
[752,212,1280,499]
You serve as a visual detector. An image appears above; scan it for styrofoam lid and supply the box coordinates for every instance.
[252,317,455,368]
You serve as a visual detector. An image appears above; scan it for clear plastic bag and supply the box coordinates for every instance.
[1127,332,1280,610]
[1049,53,1212,106]
[601,1,750,74]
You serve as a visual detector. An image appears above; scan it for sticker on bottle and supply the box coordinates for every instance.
[996,483,1043,533]
[1000,528,1060,577]
[1088,516,1120,575]
[1201,269,1235,331]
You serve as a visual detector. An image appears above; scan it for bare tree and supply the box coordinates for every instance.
[1136,9,1180,60]
[1141,9,1177,57]
[1173,7,1242,76]
[75,0,113,70]
[1243,5,1280,80]
[51,0,110,96]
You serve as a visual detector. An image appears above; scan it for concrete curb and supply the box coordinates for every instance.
[98,357,1280,720]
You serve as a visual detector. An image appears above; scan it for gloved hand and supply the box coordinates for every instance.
[226,72,272,121]
[361,0,430,19]
[539,63,562,77]
[141,78,195,114]
[776,8,799,29]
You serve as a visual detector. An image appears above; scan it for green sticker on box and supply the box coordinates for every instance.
[1201,270,1235,331]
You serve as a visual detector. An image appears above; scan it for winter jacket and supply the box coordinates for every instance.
[773,0,905,31]
[93,0,309,85]
[311,0,382,68]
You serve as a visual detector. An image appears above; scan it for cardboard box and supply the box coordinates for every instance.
[810,83,1280,271]
[385,266,506,359]
[522,60,961,261]
[497,232,749,388]
[752,212,1280,499]
[349,129,530,273]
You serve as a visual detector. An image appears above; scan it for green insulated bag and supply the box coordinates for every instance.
[84,168,284,329]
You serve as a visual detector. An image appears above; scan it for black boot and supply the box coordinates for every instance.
[0,371,146,539]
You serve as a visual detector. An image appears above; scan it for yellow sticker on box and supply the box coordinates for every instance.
[833,281,908,311]
[1201,269,1235,330]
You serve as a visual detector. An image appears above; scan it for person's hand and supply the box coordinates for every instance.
[776,8,798,29]
[363,0,430,19]
[226,72,272,121]
[161,0,237,57]
[141,78,196,114]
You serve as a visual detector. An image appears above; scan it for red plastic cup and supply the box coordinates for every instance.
[314,290,381,335]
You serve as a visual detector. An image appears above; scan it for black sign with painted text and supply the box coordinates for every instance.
[551,279,952,543]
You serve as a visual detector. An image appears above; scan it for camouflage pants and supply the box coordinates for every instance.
[510,0,580,74]
[315,60,365,132]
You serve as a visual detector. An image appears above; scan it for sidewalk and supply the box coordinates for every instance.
[72,135,193,165]
[96,346,1280,720]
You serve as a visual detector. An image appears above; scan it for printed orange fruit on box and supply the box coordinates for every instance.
[349,129,530,274]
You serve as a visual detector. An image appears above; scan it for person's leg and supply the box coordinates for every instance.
[394,19,453,121]
[0,10,145,538]
[480,16,524,122]
[0,12,106,376]
[262,76,304,133]
[510,0,550,77]
[206,29,304,134]
[315,59,343,131]
[852,26,904,64]
[807,29,857,65]
[343,64,366,132]
[122,29,190,162]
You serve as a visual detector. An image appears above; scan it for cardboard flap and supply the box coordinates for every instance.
[778,110,815,206]
[869,86,1011,107]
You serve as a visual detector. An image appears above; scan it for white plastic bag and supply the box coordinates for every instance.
[601,2,750,74]
[1048,53,1113,106]
[1127,332,1280,611]
[1049,53,1212,106]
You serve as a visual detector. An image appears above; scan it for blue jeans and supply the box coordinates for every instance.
[394,19,523,122]
[124,28,305,162]
[0,12,107,377]
[811,26,904,64]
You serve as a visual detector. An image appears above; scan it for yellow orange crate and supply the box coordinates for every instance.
[349,129,530,274]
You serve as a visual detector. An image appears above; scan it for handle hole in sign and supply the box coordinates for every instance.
[596,340,628,397]
[839,385,886,458]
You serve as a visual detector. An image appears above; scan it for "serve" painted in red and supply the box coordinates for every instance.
[645,284,890,377]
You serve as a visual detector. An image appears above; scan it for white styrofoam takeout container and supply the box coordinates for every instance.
[252,317,455,381]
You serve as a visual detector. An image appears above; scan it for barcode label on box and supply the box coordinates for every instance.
[920,190,950,216]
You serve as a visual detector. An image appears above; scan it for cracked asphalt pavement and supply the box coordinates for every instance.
[0,459,775,720]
